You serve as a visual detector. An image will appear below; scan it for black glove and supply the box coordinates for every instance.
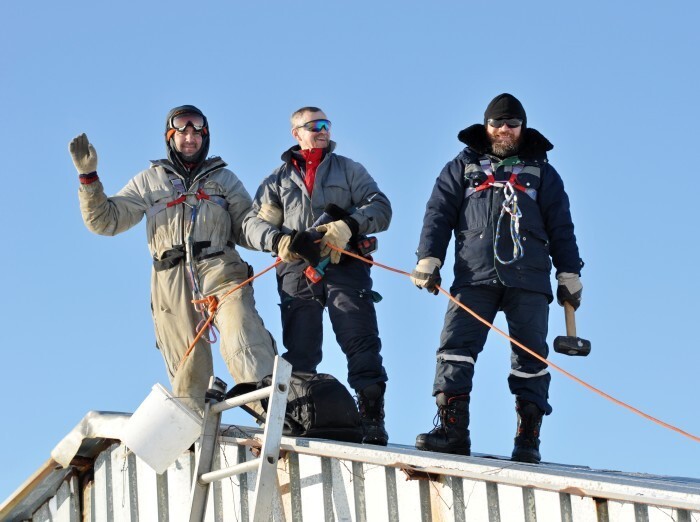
[274,234,300,263]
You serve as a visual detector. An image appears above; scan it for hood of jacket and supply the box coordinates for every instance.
[151,156,227,186]
[457,124,553,161]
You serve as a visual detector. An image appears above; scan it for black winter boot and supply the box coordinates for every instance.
[511,399,544,463]
[357,383,389,446]
[415,393,470,455]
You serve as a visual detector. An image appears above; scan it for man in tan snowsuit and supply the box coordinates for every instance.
[69,105,277,414]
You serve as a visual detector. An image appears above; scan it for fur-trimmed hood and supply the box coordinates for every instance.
[457,124,553,161]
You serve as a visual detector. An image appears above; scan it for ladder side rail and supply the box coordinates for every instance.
[189,378,227,522]
[251,357,292,522]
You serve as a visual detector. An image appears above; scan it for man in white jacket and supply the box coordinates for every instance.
[69,105,277,414]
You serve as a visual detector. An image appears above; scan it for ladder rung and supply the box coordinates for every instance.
[199,457,260,484]
[210,386,275,414]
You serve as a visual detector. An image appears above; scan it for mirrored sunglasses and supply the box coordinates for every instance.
[297,119,331,133]
[487,118,523,129]
[170,113,206,132]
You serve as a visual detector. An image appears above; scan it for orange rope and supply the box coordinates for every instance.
[175,258,282,372]
[332,245,700,444]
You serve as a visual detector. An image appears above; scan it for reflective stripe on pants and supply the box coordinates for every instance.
[432,283,552,414]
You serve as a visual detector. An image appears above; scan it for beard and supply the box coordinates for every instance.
[179,152,200,162]
[489,134,521,158]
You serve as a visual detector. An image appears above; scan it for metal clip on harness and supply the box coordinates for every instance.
[495,181,525,265]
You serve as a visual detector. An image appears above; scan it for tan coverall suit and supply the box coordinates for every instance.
[78,156,277,414]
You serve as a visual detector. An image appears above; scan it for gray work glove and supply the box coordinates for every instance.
[316,220,352,264]
[69,133,98,174]
[556,272,582,310]
[276,234,300,263]
[257,203,283,228]
[410,257,442,295]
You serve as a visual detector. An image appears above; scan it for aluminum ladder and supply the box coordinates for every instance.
[188,356,292,522]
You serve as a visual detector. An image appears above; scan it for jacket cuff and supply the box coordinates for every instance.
[342,216,360,238]
[271,232,285,252]
[79,172,99,185]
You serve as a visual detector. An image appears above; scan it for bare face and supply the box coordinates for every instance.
[486,120,522,158]
[291,110,331,150]
[173,127,203,160]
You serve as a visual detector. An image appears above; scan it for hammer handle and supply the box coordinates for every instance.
[564,301,577,337]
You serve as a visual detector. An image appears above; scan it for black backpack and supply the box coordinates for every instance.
[230,372,363,443]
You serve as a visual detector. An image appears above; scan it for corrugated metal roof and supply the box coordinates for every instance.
[2,411,699,521]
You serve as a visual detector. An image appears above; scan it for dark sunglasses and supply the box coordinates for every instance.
[170,113,206,132]
[487,118,523,129]
[296,119,332,133]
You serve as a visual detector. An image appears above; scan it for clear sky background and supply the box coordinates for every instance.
[2,0,699,502]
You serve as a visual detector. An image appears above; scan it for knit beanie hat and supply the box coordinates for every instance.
[483,93,527,128]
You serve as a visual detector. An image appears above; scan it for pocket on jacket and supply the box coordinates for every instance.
[520,227,552,271]
[456,227,493,276]
[322,182,352,210]
[462,191,491,229]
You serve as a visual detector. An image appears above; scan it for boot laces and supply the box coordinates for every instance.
[357,394,384,421]
[427,404,451,435]
[516,402,542,442]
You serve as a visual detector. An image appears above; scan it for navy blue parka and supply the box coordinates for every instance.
[416,124,583,299]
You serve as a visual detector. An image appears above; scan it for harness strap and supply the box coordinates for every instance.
[468,159,528,265]
[146,173,228,218]
[474,159,527,193]
[153,241,236,272]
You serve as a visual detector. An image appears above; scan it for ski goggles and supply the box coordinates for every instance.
[170,113,206,132]
[296,119,332,132]
[487,118,523,129]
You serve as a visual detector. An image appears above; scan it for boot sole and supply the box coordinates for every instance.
[415,443,470,456]
[511,451,541,464]
[363,438,388,446]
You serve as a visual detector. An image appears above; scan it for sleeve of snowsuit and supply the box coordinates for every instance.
[221,170,256,251]
[78,176,148,236]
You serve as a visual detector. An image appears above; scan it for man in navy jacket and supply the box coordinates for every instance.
[411,94,583,463]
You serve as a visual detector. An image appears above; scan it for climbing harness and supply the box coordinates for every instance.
[145,173,228,219]
[476,158,529,265]
[149,171,230,344]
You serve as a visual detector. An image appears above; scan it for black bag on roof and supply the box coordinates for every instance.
[227,371,363,443]
[270,372,363,442]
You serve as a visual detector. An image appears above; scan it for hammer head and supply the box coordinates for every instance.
[553,335,591,356]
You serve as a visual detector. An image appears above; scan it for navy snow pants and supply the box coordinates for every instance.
[277,257,387,392]
[433,283,552,414]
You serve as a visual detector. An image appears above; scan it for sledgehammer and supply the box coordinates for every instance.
[553,302,591,356]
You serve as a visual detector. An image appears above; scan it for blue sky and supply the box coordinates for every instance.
[2,0,700,502]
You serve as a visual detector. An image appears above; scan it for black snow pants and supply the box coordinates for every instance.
[432,282,552,414]
[276,256,387,393]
